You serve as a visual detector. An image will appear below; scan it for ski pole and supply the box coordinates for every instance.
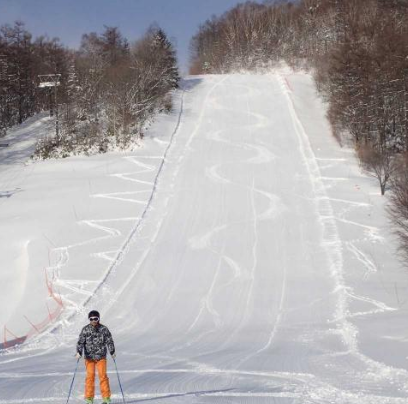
[66,357,80,404]
[113,357,126,404]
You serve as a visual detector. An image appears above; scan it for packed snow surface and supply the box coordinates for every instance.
[1,72,408,403]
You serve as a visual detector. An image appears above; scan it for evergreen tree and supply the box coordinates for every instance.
[150,27,180,89]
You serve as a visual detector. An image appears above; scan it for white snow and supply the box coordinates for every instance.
[1,71,408,403]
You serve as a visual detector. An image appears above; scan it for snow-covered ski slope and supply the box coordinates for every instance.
[2,72,408,403]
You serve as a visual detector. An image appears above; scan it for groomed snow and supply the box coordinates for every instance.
[1,71,408,403]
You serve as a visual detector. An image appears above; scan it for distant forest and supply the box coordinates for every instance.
[190,0,408,262]
[0,22,179,157]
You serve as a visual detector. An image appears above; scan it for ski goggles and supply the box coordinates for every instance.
[89,317,99,322]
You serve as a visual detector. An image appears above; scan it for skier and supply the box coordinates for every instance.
[75,310,116,404]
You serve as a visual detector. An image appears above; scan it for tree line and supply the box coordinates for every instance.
[190,0,408,155]
[0,22,179,156]
[190,0,408,262]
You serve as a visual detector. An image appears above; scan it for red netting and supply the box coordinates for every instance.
[1,269,64,350]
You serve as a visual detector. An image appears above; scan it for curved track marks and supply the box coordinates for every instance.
[1,75,408,404]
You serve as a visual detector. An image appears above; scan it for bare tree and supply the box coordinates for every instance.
[388,156,408,262]
[358,142,399,195]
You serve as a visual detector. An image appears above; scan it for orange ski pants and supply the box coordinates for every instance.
[85,358,111,399]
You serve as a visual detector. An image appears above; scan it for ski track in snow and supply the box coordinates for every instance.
[278,73,408,400]
[128,74,408,402]
[162,80,288,361]
[0,91,186,351]
[43,153,160,317]
[1,74,408,403]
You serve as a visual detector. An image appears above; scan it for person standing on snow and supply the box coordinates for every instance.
[76,310,116,404]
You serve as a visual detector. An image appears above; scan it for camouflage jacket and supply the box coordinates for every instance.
[77,323,115,361]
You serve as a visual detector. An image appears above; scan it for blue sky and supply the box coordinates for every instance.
[0,0,264,74]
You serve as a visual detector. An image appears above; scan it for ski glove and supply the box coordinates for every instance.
[111,353,116,359]
[75,352,82,360]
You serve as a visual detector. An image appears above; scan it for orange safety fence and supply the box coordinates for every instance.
[1,269,64,350]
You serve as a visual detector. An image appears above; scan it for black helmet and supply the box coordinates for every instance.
[88,310,100,319]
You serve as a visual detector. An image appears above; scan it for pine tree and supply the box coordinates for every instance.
[150,28,180,90]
